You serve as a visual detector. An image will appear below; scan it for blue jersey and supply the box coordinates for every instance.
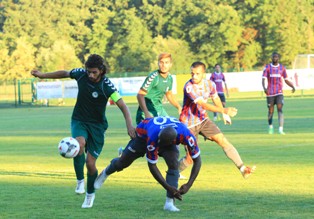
[136,116,200,164]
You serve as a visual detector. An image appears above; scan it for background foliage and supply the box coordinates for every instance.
[0,0,313,80]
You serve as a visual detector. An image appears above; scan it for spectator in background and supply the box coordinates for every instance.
[210,64,229,121]
[262,52,295,135]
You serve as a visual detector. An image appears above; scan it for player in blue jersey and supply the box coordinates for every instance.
[31,54,136,208]
[262,52,295,134]
[94,116,201,212]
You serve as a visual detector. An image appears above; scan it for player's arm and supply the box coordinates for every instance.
[262,78,267,94]
[137,89,153,118]
[179,155,201,195]
[224,81,229,97]
[31,70,70,79]
[284,79,296,93]
[165,91,182,115]
[196,98,237,117]
[115,96,136,139]
[148,162,182,200]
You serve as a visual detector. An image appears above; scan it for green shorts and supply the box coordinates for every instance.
[71,119,106,158]
[136,98,168,124]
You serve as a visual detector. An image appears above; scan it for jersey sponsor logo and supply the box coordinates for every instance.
[147,145,155,151]
[92,91,99,98]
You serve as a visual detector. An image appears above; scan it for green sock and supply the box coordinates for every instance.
[73,153,85,180]
[87,171,98,194]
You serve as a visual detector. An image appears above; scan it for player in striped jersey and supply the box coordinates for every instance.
[94,116,201,212]
[210,64,229,121]
[179,61,255,179]
[262,52,295,135]
[136,53,182,125]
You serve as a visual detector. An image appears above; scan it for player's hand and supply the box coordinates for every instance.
[222,113,232,125]
[179,184,191,195]
[263,88,268,95]
[223,107,238,117]
[127,126,136,139]
[31,70,42,78]
[169,187,182,201]
[292,87,296,93]
[144,112,153,119]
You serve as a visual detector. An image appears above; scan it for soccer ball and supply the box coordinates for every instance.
[58,137,80,158]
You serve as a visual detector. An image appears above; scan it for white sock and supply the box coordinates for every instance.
[279,127,283,132]
[166,197,174,204]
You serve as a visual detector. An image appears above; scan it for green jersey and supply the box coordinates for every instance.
[141,70,173,106]
[136,70,173,124]
[70,68,119,128]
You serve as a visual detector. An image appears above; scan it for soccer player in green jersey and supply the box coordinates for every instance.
[31,54,136,208]
[136,53,182,125]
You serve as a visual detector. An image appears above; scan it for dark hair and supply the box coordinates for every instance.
[272,52,280,58]
[191,61,206,70]
[158,126,177,146]
[85,54,107,74]
[214,64,220,68]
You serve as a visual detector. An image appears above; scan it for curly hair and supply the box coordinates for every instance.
[85,54,107,74]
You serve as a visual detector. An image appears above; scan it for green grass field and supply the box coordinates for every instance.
[0,97,313,219]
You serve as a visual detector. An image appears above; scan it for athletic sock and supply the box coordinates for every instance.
[105,157,119,175]
[166,169,179,198]
[73,153,85,180]
[223,146,243,168]
[87,171,98,194]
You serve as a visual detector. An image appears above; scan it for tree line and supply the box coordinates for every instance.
[0,0,313,80]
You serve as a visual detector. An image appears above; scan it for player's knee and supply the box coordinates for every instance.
[110,158,123,172]
[213,133,226,146]
[113,157,133,172]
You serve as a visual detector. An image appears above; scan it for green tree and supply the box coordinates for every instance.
[106,8,155,73]
[4,37,35,80]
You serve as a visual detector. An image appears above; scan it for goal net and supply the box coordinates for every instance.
[293,54,314,69]
[291,54,314,90]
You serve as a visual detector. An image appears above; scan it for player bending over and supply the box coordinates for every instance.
[94,116,201,212]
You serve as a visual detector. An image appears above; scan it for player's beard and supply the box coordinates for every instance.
[88,74,102,83]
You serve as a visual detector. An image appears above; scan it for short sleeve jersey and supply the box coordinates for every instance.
[136,116,200,164]
[262,63,288,96]
[70,68,119,128]
[140,70,173,107]
[210,72,226,93]
[179,79,218,127]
